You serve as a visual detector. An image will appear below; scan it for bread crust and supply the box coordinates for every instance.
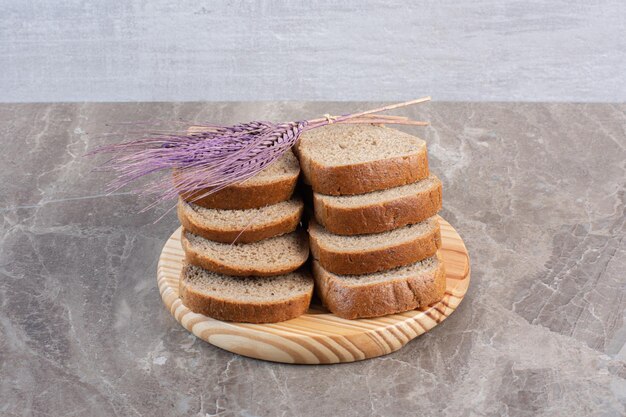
[179,267,313,323]
[309,220,441,275]
[313,255,446,319]
[314,177,442,235]
[177,199,303,244]
[299,147,429,196]
[175,173,298,209]
[181,229,309,277]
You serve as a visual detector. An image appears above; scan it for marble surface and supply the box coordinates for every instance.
[0,102,624,416]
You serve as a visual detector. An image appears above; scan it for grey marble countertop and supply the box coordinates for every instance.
[1,102,624,417]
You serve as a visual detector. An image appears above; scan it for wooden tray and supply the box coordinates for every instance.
[158,217,470,364]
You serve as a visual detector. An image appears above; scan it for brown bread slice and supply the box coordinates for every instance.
[177,197,303,243]
[181,229,309,277]
[176,150,300,209]
[295,124,429,195]
[180,263,313,323]
[314,175,442,235]
[313,254,446,319]
[309,217,441,275]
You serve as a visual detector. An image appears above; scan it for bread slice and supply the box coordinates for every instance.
[176,150,300,209]
[295,124,429,195]
[309,217,441,275]
[181,229,309,277]
[313,254,446,319]
[177,197,303,244]
[314,175,442,235]
[180,263,313,323]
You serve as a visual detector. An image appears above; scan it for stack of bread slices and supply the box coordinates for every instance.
[296,124,446,319]
[176,150,313,323]
[176,123,446,323]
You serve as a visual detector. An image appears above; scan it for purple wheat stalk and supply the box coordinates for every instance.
[87,98,431,209]
[89,120,307,209]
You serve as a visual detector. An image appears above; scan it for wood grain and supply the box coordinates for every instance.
[157,217,470,364]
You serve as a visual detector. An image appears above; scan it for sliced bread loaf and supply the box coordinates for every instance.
[309,217,441,275]
[181,229,309,277]
[313,254,446,319]
[295,124,429,195]
[177,197,303,243]
[176,150,300,209]
[314,175,442,235]
[180,263,313,323]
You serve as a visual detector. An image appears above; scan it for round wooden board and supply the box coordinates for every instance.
[158,217,470,364]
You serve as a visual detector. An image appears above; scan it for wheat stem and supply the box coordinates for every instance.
[307,96,431,127]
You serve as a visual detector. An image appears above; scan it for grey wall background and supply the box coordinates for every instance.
[2,0,625,102]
